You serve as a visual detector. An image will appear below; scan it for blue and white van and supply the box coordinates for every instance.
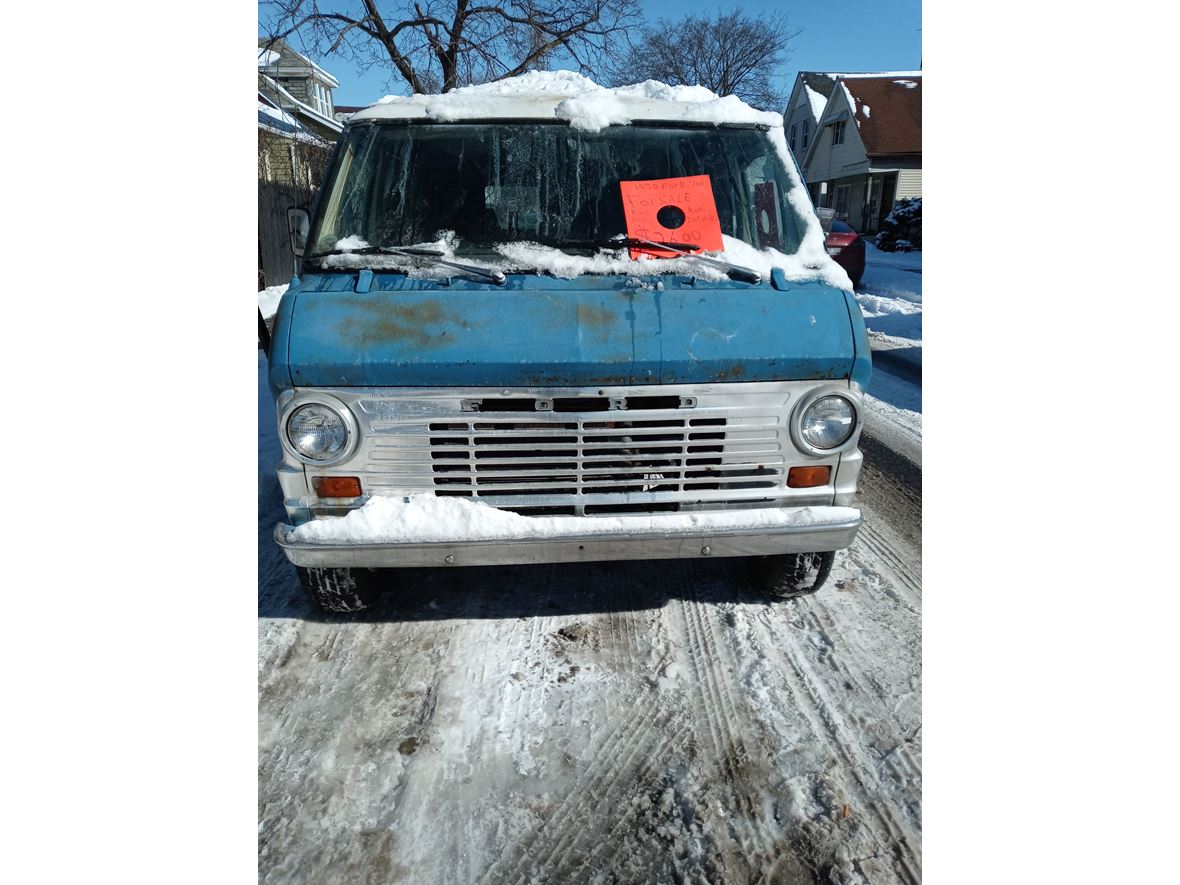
[266,74,871,612]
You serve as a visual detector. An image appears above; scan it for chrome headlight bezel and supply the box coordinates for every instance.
[790,387,861,457]
[278,393,359,467]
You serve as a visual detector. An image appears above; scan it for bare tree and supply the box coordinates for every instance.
[264,0,639,95]
[607,10,800,110]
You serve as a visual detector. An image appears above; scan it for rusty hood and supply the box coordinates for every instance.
[268,271,864,393]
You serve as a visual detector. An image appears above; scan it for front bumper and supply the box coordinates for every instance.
[273,506,862,569]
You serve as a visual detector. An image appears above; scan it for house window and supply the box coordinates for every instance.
[308,81,332,117]
[802,120,810,149]
[835,184,851,218]
[832,120,846,146]
[789,124,796,151]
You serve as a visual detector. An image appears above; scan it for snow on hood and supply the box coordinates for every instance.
[355,70,782,131]
[286,493,861,545]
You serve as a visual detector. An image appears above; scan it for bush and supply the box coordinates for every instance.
[875,197,921,251]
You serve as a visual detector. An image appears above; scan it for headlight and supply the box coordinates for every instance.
[799,395,856,450]
[286,404,349,462]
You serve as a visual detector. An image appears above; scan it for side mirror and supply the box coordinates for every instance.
[287,207,310,258]
[815,207,836,237]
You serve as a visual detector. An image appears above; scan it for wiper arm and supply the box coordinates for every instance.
[604,235,762,285]
[310,245,506,285]
[558,236,703,252]
[557,235,761,284]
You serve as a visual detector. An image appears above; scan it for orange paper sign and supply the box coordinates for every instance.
[619,175,724,258]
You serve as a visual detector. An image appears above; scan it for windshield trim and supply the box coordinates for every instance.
[346,118,774,132]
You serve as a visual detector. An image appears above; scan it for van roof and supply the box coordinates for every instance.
[350,71,783,132]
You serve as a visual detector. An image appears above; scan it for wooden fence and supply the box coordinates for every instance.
[258,181,316,289]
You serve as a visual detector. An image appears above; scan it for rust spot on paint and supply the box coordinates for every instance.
[334,297,453,347]
[576,303,617,331]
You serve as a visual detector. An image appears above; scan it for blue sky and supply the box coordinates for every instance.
[265,1,921,107]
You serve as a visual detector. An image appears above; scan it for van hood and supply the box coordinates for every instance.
[269,272,868,393]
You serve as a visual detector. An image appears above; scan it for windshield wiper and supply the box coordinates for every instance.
[560,235,761,285]
[309,245,506,285]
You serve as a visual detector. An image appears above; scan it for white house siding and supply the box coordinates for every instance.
[803,88,870,187]
[895,169,922,199]
[784,88,818,164]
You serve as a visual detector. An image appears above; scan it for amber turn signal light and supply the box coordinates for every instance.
[313,476,362,497]
[787,466,831,488]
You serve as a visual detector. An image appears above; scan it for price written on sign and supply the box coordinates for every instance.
[619,175,724,258]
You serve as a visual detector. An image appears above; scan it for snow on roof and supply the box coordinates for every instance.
[893,80,918,88]
[353,71,782,131]
[840,82,857,122]
[838,71,922,78]
[803,83,828,121]
[257,48,281,67]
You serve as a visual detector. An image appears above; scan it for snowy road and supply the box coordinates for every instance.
[258,354,922,884]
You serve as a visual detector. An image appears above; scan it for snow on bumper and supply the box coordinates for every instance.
[273,494,862,569]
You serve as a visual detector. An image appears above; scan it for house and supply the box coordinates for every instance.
[258,38,344,286]
[258,38,343,141]
[783,73,841,163]
[784,72,922,235]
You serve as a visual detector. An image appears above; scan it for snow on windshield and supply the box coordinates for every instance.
[326,72,846,289]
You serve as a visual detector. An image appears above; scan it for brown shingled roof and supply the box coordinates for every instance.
[841,76,922,157]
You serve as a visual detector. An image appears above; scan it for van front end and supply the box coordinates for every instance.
[268,271,870,612]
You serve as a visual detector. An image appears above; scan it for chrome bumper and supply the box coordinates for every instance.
[273,506,862,569]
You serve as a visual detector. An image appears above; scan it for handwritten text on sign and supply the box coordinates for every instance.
[619,175,724,258]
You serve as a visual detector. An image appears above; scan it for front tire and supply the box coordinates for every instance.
[753,552,835,600]
[296,566,375,613]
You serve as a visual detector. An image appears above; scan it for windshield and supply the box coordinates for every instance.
[307,122,808,262]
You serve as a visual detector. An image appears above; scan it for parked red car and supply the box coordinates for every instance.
[825,221,866,288]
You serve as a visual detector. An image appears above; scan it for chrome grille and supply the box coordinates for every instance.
[361,414,782,514]
[329,382,842,517]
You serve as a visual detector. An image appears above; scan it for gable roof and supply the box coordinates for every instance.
[257,37,340,89]
[837,75,922,157]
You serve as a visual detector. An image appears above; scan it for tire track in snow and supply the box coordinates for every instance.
[855,518,921,608]
[671,560,785,879]
[478,686,685,884]
[755,610,922,884]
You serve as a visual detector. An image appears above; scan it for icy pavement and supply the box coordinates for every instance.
[258,352,922,884]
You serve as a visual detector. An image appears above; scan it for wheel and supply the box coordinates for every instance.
[295,566,375,613]
[753,552,835,600]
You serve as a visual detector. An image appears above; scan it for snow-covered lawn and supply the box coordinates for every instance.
[856,242,921,342]
[854,243,922,460]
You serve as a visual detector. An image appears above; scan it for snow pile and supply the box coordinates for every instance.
[258,283,288,320]
[893,80,918,89]
[362,70,782,132]
[855,243,922,340]
[286,494,860,545]
[333,234,370,251]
